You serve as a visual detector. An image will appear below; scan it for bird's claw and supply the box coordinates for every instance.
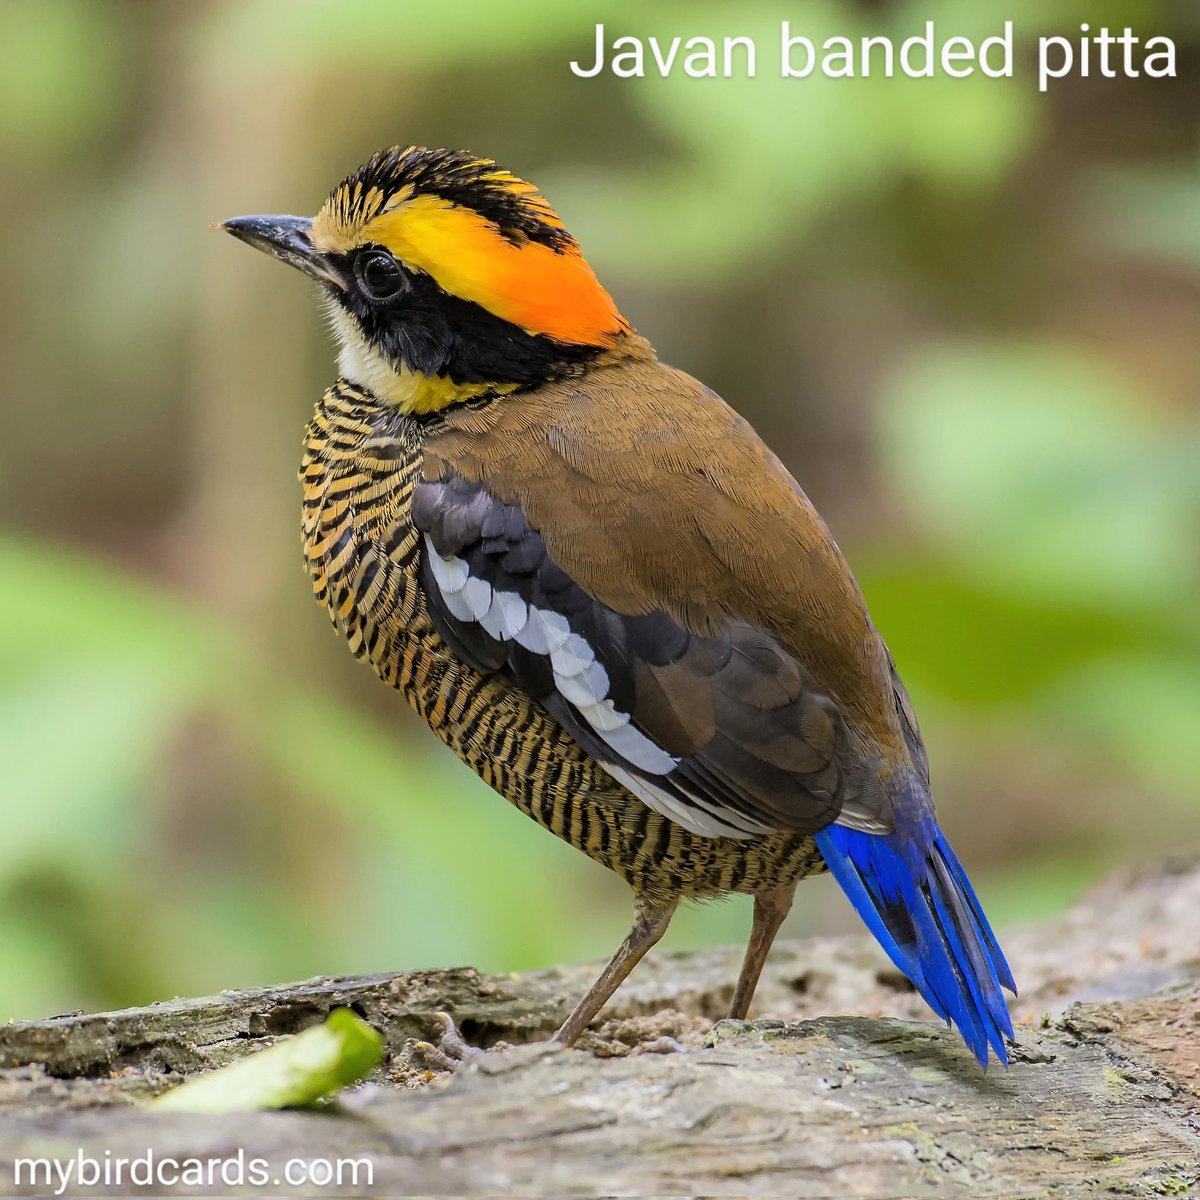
[411,1011,483,1073]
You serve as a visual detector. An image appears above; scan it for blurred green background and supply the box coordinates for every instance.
[0,0,1196,1022]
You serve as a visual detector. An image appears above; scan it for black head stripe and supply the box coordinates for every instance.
[331,146,575,252]
[332,250,602,387]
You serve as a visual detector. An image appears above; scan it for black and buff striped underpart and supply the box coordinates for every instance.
[300,379,826,905]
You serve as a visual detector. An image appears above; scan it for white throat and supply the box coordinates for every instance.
[326,302,423,410]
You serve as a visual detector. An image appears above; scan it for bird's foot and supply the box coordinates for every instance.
[575,1009,709,1057]
[410,1011,485,1074]
[637,1034,687,1054]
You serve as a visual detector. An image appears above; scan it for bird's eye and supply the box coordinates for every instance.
[354,250,407,301]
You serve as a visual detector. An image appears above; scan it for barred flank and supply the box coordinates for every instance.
[301,380,827,902]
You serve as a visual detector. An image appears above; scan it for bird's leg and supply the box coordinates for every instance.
[728,883,797,1020]
[553,897,678,1046]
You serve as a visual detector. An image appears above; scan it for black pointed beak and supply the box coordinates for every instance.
[219,214,347,289]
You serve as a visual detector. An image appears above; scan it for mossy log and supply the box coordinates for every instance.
[1,857,1199,1196]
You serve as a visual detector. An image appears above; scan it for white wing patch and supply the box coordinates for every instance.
[488,591,528,640]
[423,533,680,779]
[599,764,766,840]
[553,660,609,707]
[461,576,493,620]
[427,547,470,594]
[593,720,677,773]
[516,606,570,654]
[421,534,786,841]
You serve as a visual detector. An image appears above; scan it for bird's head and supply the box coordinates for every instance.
[221,146,630,413]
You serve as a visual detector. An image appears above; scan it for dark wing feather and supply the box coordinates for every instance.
[414,471,872,840]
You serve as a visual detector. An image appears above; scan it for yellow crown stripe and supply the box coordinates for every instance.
[359,196,626,346]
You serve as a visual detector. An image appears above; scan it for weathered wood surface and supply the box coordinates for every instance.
[1,856,1199,1197]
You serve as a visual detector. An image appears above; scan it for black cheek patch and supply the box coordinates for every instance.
[329,251,603,389]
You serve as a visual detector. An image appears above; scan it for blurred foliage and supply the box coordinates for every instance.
[0,0,1196,1020]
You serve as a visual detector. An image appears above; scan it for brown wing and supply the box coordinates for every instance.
[420,340,911,834]
[415,472,894,837]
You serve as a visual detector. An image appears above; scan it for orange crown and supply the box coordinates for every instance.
[310,147,629,348]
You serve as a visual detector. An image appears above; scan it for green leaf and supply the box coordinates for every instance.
[152,1009,383,1113]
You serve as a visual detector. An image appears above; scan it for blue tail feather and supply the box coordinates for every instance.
[815,796,1016,1068]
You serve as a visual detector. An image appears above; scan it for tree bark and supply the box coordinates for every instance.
[2,857,1199,1197]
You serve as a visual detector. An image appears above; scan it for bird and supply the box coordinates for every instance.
[221,146,1015,1067]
